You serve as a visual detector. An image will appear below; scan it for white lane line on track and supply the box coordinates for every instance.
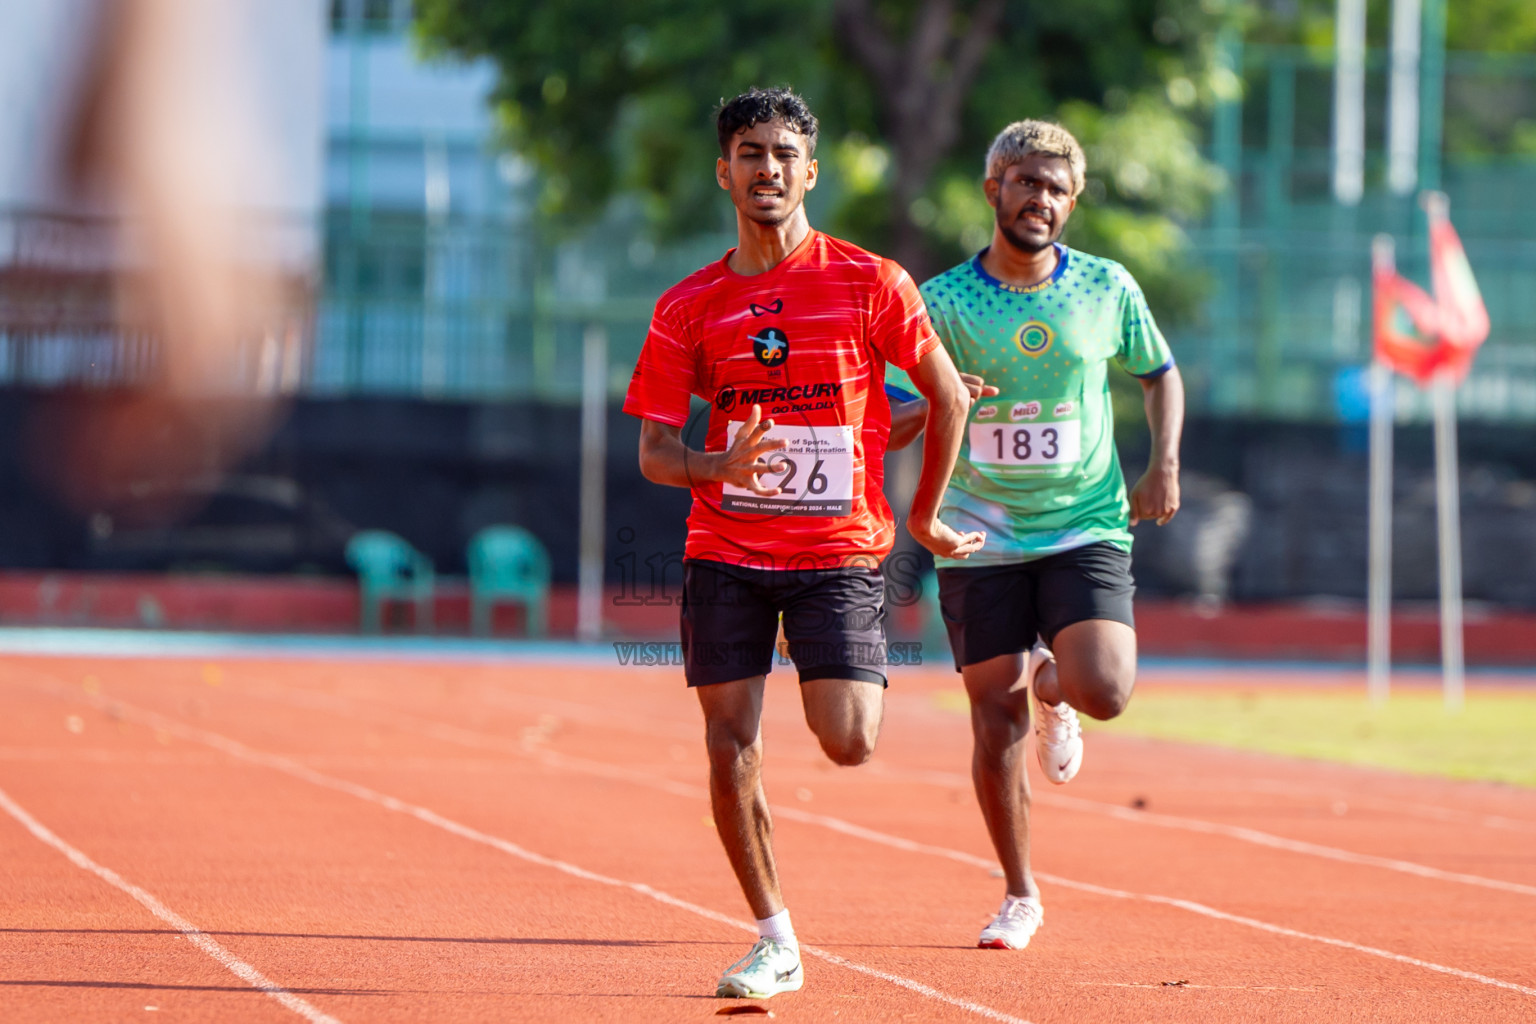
[476,684,1536,888]
[247,672,1536,836]
[1037,792,1536,898]
[866,758,1536,835]
[475,687,698,742]
[236,678,1536,900]
[220,687,1536,1001]
[1237,777,1536,835]
[760,806,1536,998]
[852,764,1536,897]
[33,687,1028,1024]
[483,682,1536,835]
[453,676,1536,837]
[0,784,343,1024]
[1068,886,1536,998]
[35,678,1536,1002]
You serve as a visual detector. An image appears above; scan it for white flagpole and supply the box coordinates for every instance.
[1386,0,1422,196]
[1431,369,1465,711]
[578,323,609,643]
[1333,0,1368,206]
[1367,236,1396,705]
[1419,191,1466,712]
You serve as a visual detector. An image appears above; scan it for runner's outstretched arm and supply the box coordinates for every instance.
[1129,365,1184,526]
[888,373,1000,450]
[638,404,788,494]
[905,347,987,558]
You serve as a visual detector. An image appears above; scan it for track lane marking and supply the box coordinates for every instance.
[23,684,1029,1024]
[48,678,1536,1002]
[228,676,1536,899]
[280,671,1536,836]
[26,671,1536,1003]
[475,678,1536,833]
[1043,872,1536,997]
[1037,792,1536,897]
[867,759,1536,897]
[0,784,343,1024]
[865,758,1536,834]
[237,684,1536,997]
[1230,777,1536,835]
[732,808,1536,998]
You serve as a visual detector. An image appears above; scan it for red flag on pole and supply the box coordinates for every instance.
[1372,240,1443,386]
[1425,193,1490,380]
[1371,194,1489,387]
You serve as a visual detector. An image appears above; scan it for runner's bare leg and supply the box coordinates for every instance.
[967,620,1138,897]
[800,677,884,766]
[962,653,1038,899]
[696,675,782,918]
[1032,619,1137,720]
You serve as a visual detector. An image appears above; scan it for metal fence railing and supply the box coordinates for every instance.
[312,210,734,402]
[1179,225,1536,423]
[4,48,1535,420]
[1185,44,1536,423]
[0,209,316,395]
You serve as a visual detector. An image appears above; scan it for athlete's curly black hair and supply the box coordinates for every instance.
[715,87,819,157]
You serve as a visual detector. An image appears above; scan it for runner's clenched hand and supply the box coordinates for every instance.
[908,515,986,560]
[961,373,1000,402]
[1129,464,1180,526]
[714,404,789,496]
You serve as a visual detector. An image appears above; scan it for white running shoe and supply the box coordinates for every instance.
[716,938,804,999]
[978,895,1044,950]
[1029,644,1083,784]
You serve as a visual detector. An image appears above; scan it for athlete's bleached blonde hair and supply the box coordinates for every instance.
[985,120,1086,197]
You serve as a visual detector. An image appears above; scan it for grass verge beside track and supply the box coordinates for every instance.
[935,685,1536,787]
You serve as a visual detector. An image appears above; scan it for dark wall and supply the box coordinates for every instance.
[1121,420,1536,605]
[0,391,689,580]
[1,389,1532,606]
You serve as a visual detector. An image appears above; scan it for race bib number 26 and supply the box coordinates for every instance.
[720,422,856,516]
[967,399,1081,476]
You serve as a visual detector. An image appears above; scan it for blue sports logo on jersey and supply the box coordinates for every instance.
[752,328,789,367]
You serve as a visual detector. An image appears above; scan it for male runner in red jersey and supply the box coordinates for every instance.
[624,87,982,999]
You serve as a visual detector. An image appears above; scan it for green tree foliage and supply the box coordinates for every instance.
[1446,1,1536,53]
[413,1,834,233]
[415,0,1233,320]
[1251,0,1536,52]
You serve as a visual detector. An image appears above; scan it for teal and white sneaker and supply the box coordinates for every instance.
[716,938,804,998]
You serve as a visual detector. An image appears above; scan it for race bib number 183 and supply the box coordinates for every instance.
[720,422,856,516]
[967,398,1081,477]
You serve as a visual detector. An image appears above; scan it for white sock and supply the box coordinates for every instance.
[756,908,797,949]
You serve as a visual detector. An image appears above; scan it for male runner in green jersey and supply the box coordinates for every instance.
[887,119,1184,950]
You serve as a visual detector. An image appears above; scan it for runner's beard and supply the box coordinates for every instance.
[997,207,1063,254]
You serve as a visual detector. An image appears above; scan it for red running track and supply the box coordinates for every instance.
[2,655,1534,1023]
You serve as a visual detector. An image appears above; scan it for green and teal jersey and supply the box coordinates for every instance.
[887,244,1173,568]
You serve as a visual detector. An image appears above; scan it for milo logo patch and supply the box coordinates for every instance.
[1054,401,1076,417]
[1010,401,1042,422]
[975,404,998,420]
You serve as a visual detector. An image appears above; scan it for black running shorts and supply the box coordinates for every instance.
[936,542,1135,670]
[679,558,889,688]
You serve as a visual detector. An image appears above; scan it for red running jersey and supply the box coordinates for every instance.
[624,230,939,568]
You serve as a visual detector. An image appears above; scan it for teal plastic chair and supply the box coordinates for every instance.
[468,525,550,637]
[345,530,435,634]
